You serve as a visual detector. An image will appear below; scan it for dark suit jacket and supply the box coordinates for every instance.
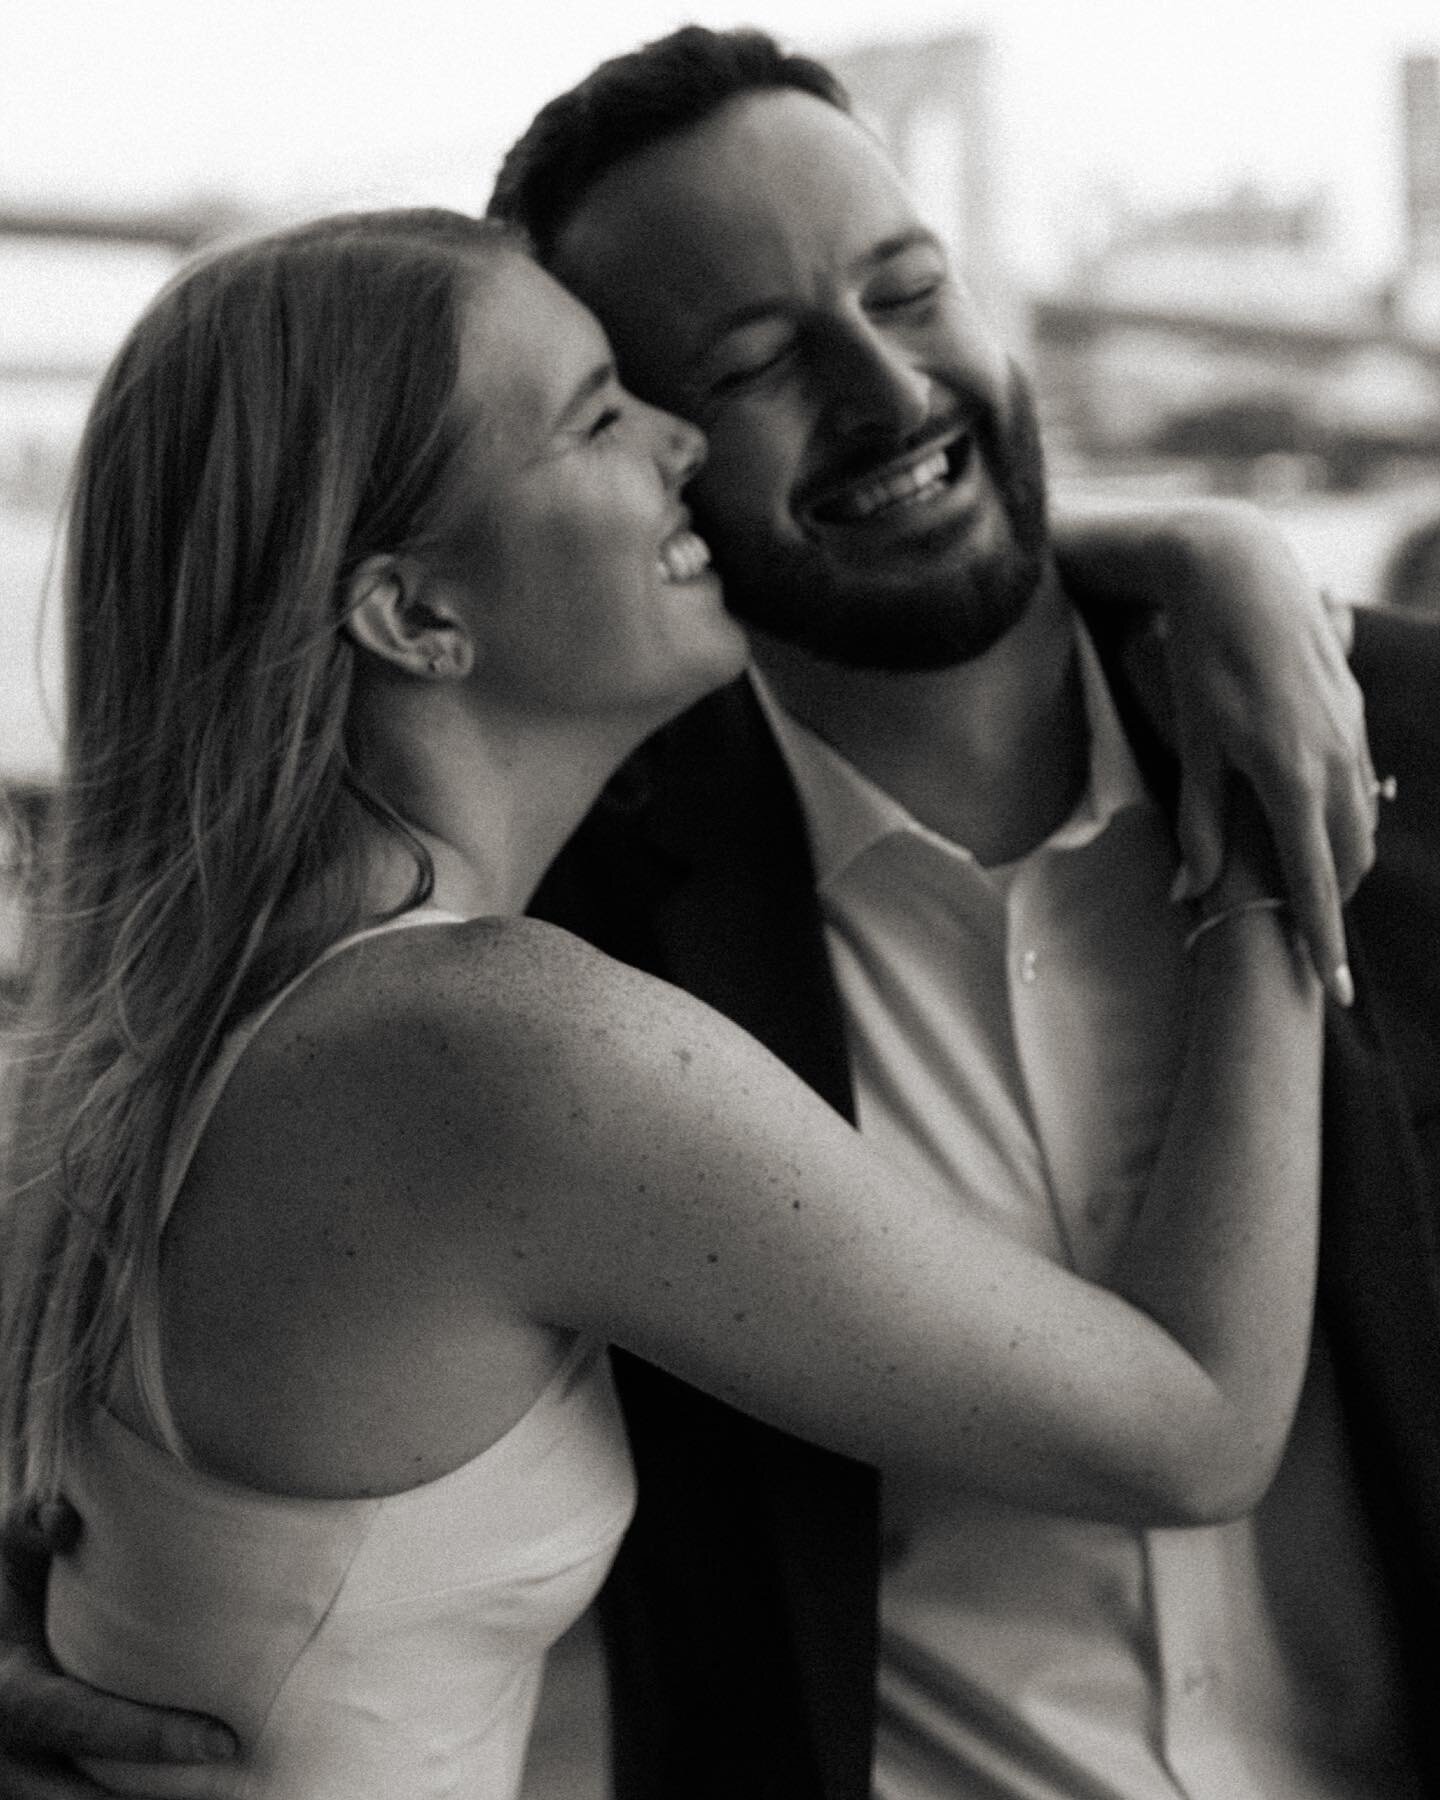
[532,604,1440,1800]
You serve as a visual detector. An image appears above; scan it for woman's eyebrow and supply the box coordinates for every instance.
[552,358,617,430]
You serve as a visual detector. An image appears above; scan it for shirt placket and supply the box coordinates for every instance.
[1147,1527,1255,1799]
[1007,827,1226,1800]
[1003,846,1141,1280]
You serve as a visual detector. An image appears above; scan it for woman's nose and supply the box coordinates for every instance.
[656,409,707,488]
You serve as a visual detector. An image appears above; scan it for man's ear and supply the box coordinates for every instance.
[341,555,476,680]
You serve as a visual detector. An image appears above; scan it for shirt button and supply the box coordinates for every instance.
[1019,948,1039,984]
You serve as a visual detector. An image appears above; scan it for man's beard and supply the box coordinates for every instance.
[711,361,1049,673]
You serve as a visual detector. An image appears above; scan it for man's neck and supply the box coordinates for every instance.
[749,570,1088,867]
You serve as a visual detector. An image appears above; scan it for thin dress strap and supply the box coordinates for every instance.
[127,909,465,1461]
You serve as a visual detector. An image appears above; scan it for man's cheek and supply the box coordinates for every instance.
[694,442,793,542]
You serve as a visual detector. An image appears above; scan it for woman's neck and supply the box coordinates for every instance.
[349,684,650,920]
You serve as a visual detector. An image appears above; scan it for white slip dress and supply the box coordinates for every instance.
[46,913,637,1799]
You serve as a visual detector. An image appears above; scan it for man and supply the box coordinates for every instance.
[493,28,1440,1800]
[0,26,1434,1800]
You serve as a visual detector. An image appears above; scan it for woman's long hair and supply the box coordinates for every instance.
[0,207,512,1510]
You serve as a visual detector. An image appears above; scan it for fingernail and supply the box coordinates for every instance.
[1332,963,1354,1008]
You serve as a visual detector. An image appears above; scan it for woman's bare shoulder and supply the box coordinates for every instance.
[162,913,630,1493]
[239,913,698,1115]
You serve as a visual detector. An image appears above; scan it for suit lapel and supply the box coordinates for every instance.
[635,677,879,1797]
[534,676,877,1799]
[635,676,857,1119]
[1327,611,1440,1723]
[1102,607,1440,1730]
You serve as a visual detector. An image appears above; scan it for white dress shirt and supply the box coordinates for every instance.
[754,622,1419,1800]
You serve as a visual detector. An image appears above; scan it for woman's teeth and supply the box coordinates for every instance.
[826,446,954,522]
[658,528,712,583]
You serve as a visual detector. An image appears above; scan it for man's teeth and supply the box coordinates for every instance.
[658,529,712,583]
[829,448,952,521]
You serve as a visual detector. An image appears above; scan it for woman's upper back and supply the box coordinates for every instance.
[132,910,589,1498]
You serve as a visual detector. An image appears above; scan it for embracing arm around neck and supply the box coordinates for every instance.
[158,846,1320,1526]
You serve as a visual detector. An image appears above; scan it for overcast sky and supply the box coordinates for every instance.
[3,0,1439,279]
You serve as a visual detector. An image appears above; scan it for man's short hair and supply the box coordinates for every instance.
[488,25,850,262]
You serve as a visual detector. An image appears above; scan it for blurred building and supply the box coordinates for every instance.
[1030,55,1440,487]
[1033,182,1440,468]
[0,204,240,786]
[1396,52,1440,340]
[0,208,225,986]
[1075,184,1361,329]
[0,204,226,512]
[828,31,1019,347]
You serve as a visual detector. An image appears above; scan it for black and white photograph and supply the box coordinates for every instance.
[2,3,1438,1795]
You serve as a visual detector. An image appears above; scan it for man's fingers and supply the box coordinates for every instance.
[0,1667,236,1766]
[0,1752,117,1800]
[0,1750,229,1800]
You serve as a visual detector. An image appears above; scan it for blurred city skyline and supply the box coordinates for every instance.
[4,0,1440,786]
[4,0,1440,281]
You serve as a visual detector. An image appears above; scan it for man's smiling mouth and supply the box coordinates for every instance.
[806,435,975,527]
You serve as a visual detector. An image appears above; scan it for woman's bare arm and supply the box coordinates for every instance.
[0,843,1319,1787]
[226,874,1321,1527]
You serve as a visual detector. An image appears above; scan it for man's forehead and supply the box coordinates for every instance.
[551,90,914,358]
[551,186,756,377]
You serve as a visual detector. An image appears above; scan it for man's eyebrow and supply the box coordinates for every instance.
[688,299,794,369]
[686,228,946,369]
[553,358,615,429]
[855,226,945,272]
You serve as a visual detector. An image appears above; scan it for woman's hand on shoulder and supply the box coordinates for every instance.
[1053,499,1374,1005]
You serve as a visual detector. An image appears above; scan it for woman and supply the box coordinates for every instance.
[0,209,1321,1798]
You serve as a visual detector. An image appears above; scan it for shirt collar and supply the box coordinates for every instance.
[750,615,1155,892]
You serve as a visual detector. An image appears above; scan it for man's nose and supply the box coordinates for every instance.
[824,323,932,441]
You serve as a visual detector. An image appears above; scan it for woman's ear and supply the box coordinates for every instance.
[341,555,476,680]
